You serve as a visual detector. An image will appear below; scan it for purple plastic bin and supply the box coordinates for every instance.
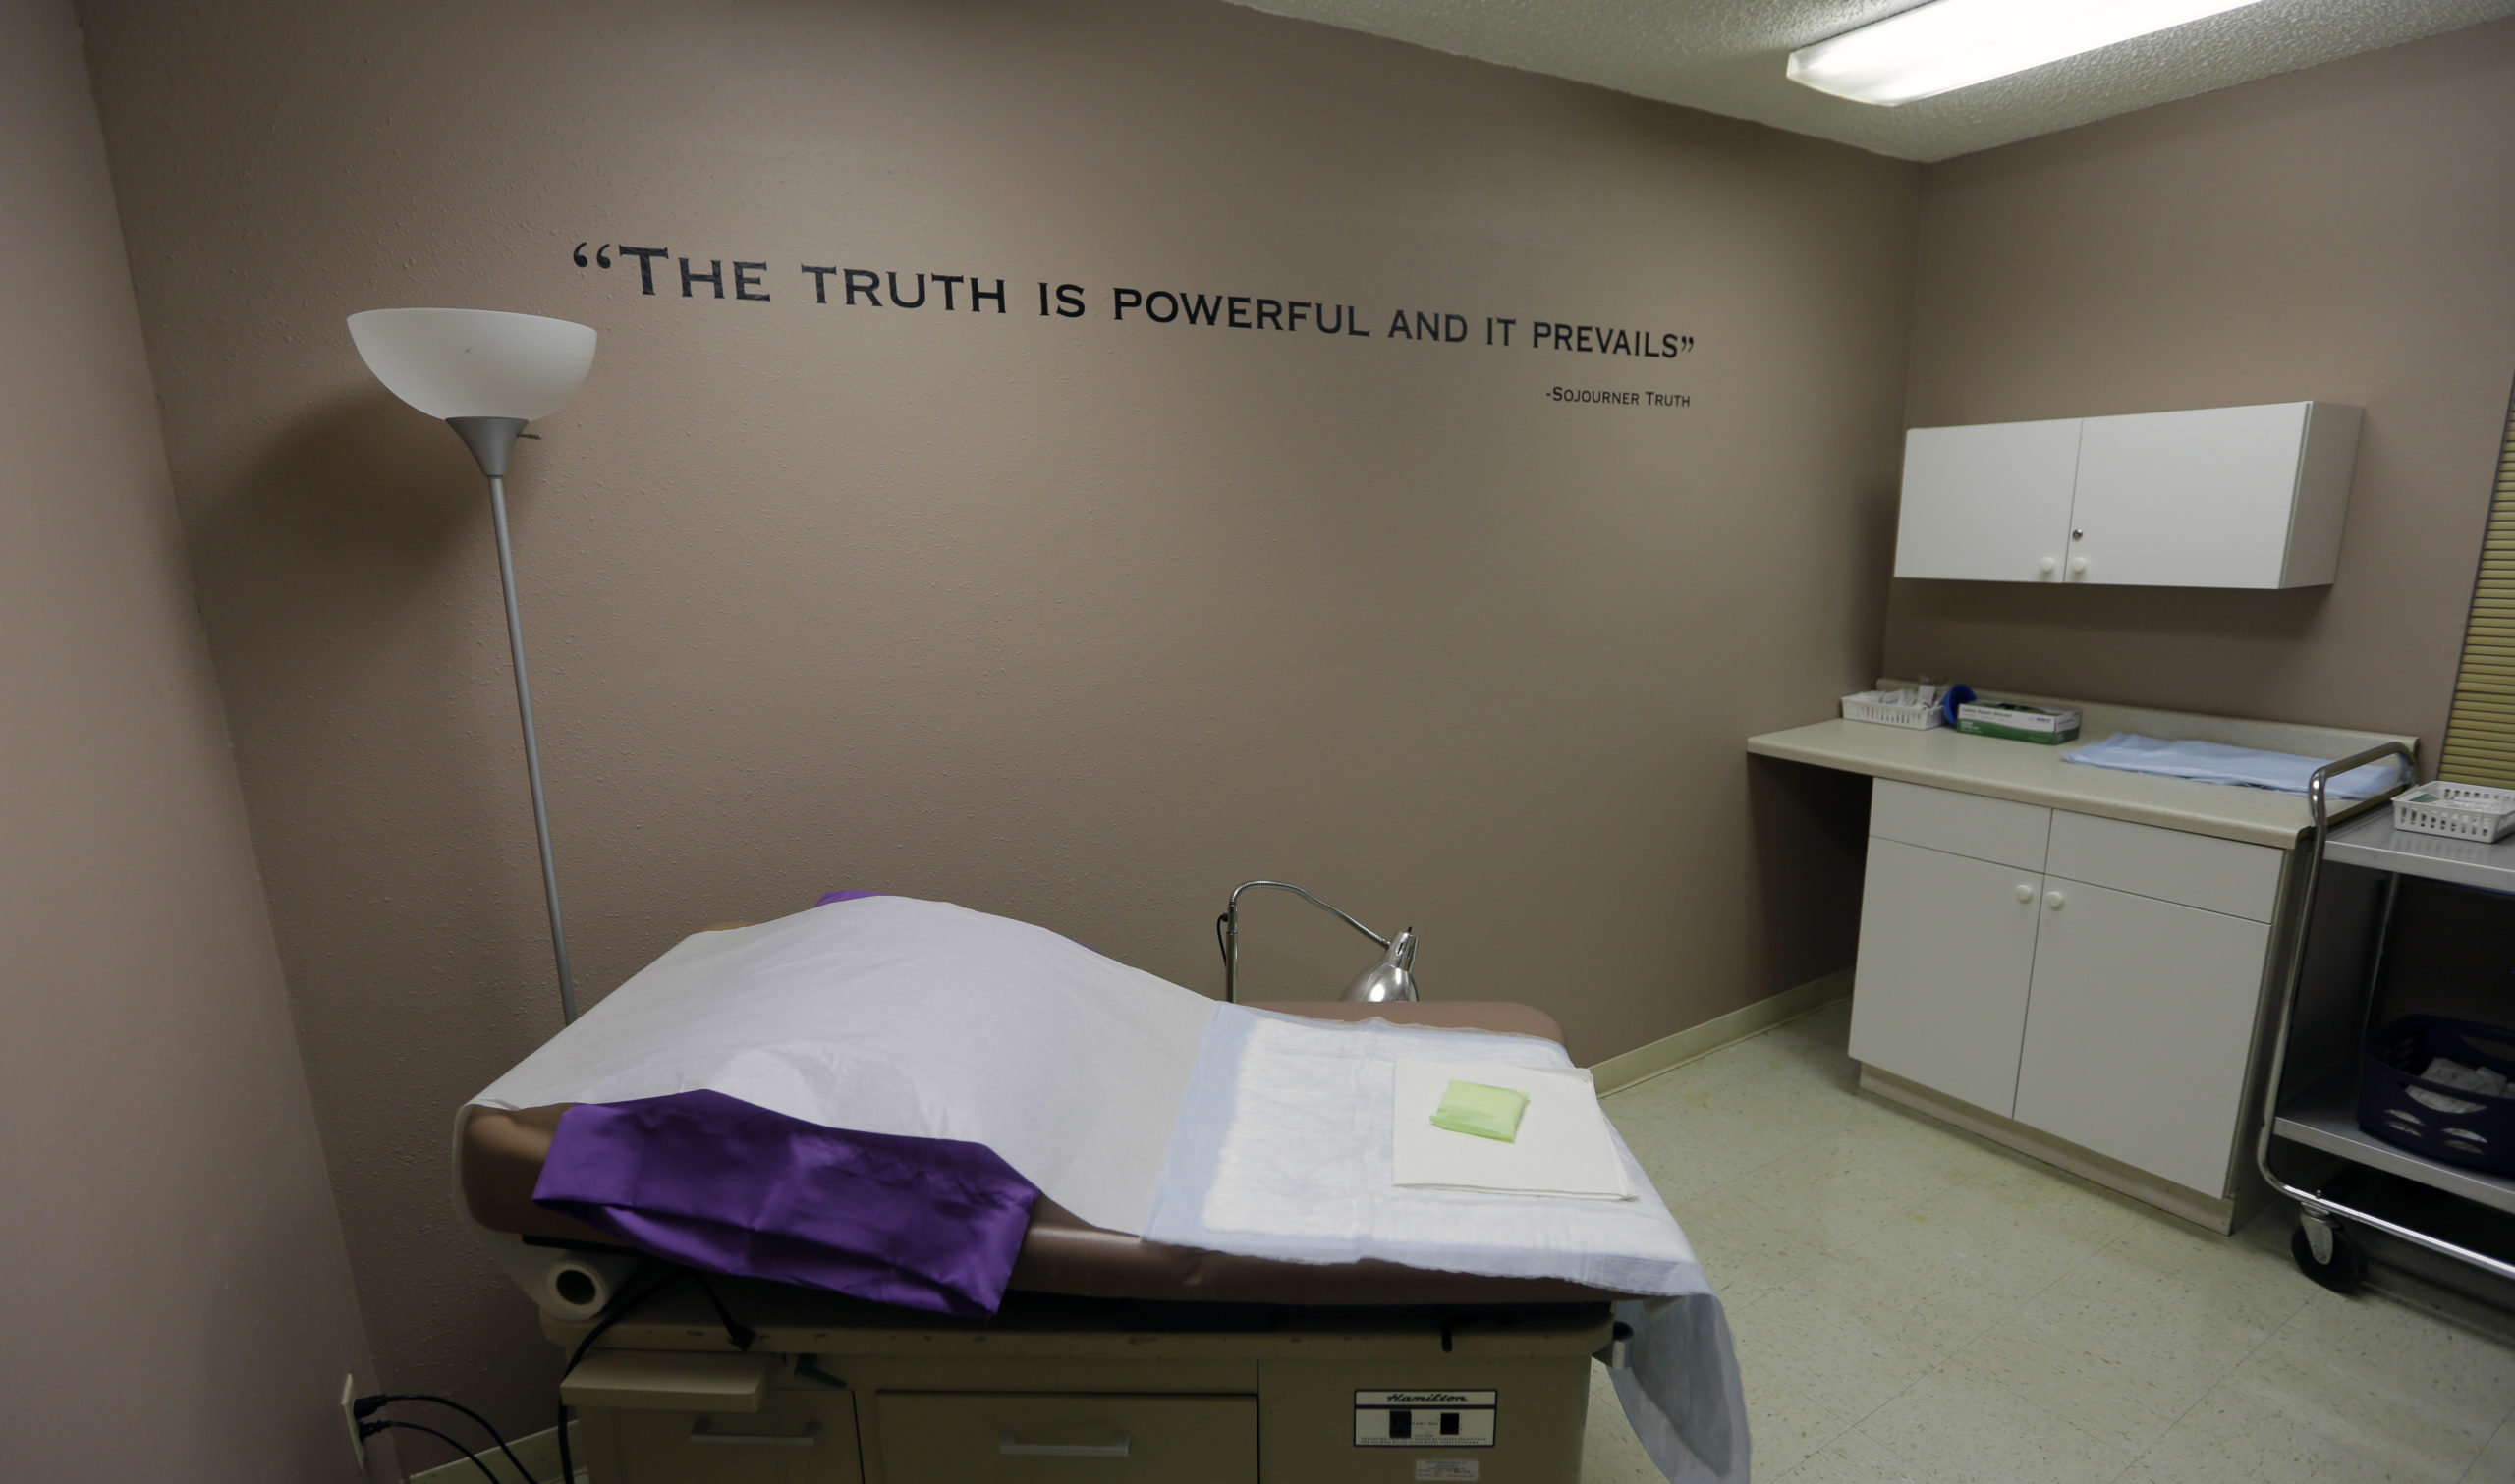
[2357,1016,2515,1178]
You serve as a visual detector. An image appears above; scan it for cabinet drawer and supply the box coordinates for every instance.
[875,1392,1256,1484]
[1870,779,2051,872]
[2045,810,2283,922]
[594,1388,862,1484]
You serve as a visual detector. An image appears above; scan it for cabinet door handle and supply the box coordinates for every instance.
[2014,883,2035,902]
[1001,1430,1132,1458]
[2044,890,2066,909]
[2039,557,2057,576]
[2069,557,2089,577]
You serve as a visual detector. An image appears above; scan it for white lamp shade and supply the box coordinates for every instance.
[347,307,596,421]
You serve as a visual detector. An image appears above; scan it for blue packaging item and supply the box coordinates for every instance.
[2060,733,2408,797]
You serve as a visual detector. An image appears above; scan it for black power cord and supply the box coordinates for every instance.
[353,1393,529,1482]
[688,1271,756,1351]
[360,1419,500,1484]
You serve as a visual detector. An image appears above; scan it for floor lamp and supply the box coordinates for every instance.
[347,307,597,1023]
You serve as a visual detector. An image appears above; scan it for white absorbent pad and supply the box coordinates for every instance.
[1391,1061,1633,1199]
[467,895,1216,1236]
[1144,1006,1748,1484]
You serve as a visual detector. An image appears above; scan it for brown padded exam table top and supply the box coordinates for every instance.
[460,999,1620,1305]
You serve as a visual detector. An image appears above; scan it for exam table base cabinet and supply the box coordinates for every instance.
[561,1296,1603,1484]
[1850,780,2287,1223]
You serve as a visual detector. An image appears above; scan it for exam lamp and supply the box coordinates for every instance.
[1787,0,2269,107]
[1218,881,1420,1005]
[347,307,597,1022]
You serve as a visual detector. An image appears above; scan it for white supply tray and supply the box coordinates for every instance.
[1841,690,1944,730]
[2392,781,2515,843]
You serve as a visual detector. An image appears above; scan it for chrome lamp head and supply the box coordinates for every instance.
[1216,881,1421,1005]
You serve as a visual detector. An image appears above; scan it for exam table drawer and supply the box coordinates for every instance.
[593,1386,863,1484]
[875,1392,1257,1484]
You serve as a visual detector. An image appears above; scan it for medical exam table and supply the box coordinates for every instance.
[460,999,1625,1484]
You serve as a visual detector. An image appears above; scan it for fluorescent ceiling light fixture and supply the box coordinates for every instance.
[1787,0,2271,106]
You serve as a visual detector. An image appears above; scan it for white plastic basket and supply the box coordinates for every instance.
[1841,689,1944,730]
[2392,781,2515,843]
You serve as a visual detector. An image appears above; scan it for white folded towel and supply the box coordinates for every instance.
[2407,1055,2508,1115]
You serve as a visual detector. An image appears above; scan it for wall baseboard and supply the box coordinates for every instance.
[1588,969,1851,1095]
[404,1421,579,1484]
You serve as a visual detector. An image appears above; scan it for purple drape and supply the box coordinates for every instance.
[532,1088,1039,1316]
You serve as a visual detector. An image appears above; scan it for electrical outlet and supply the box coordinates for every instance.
[340,1373,365,1472]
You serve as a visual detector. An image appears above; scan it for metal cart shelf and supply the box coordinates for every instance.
[2257,742,2515,1291]
[2324,812,2515,894]
[2274,1070,2515,1219]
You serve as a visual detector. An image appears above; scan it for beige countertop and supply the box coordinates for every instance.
[1747,692,2418,851]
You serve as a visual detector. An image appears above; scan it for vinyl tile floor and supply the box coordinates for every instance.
[1579,1000,2515,1484]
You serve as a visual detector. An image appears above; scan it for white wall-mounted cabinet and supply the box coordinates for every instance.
[1892,418,2082,583]
[1849,779,2288,1211]
[1891,401,2361,588]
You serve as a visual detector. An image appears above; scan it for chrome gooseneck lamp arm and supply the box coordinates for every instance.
[450,416,577,1023]
[1217,880,1419,1005]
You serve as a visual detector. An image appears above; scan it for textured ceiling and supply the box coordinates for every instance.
[1223,0,2515,160]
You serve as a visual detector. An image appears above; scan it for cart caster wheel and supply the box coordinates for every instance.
[2292,1224,2367,1293]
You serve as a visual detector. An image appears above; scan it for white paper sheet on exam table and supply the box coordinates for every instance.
[1146,1006,1748,1484]
[1392,1061,1633,1198]
[467,895,1216,1236]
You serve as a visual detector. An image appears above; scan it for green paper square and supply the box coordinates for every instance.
[1431,1079,1529,1142]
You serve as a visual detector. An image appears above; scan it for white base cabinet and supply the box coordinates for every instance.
[1850,780,2286,1207]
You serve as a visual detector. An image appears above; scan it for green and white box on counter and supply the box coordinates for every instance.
[1956,700,2082,744]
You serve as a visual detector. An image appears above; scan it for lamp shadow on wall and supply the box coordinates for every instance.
[191,387,486,599]
[186,388,551,1029]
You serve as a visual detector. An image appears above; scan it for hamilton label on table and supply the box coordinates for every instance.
[1354,1390,1497,1447]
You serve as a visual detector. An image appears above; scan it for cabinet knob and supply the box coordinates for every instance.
[2069,557,2090,577]
[2039,557,2058,576]
[2014,883,2035,902]
[2044,890,2066,909]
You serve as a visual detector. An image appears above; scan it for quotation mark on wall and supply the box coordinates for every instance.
[572,243,614,269]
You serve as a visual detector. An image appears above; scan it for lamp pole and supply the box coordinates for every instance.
[452,415,577,1023]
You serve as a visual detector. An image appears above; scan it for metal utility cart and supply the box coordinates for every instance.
[2258,742,2515,1292]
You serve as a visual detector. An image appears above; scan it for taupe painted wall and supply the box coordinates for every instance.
[77,0,1915,1440]
[1884,20,2515,755]
[0,0,381,1478]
